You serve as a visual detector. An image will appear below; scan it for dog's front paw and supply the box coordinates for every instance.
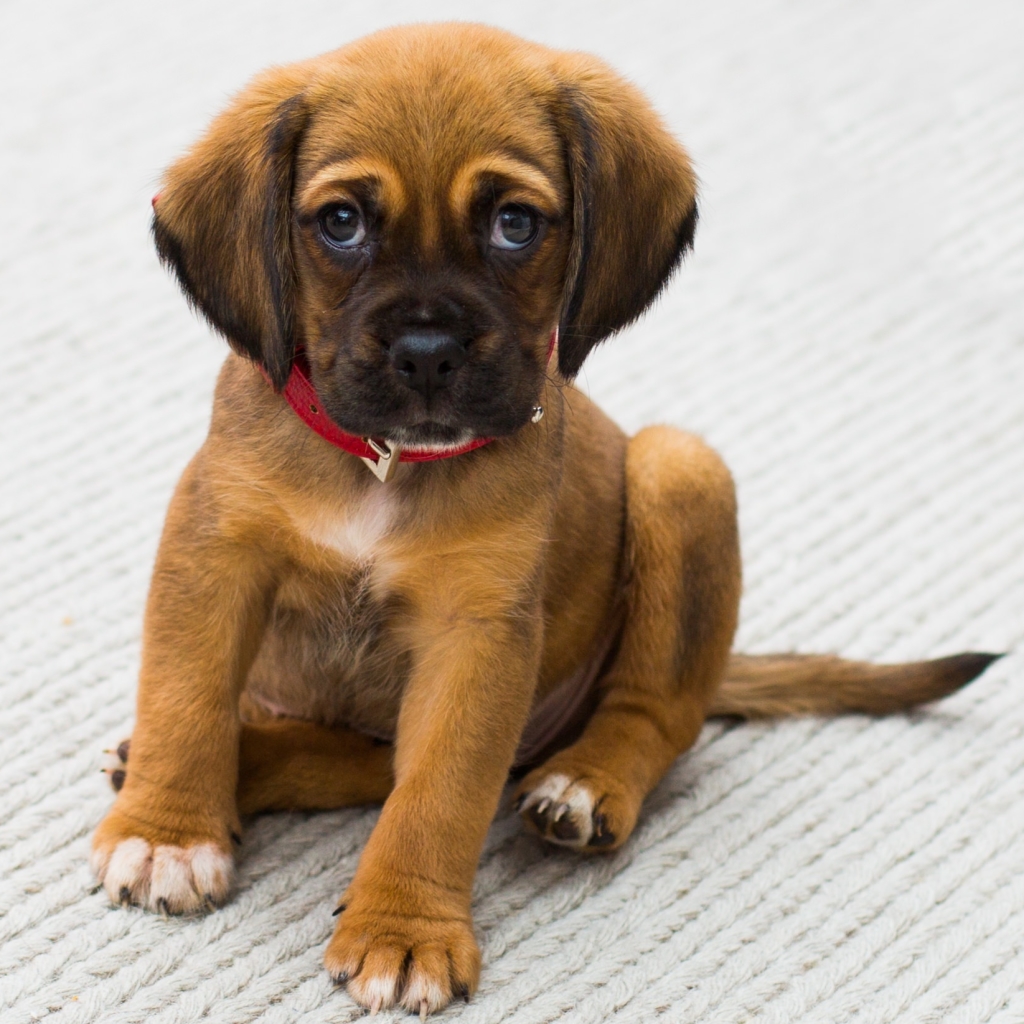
[325,898,480,1017]
[91,803,236,914]
[514,762,633,851]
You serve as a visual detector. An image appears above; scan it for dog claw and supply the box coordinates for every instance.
[119,886,131,906]
[102,739,131,792]
[332,903,346,916]
[420,999,428,1020]
[458,984,470,1003]
[536,797,551,815]
[369,996,382,1016]
[157,897,170,917]
[588,811,616,847]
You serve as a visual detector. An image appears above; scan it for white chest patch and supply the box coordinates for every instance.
[299,487,397,564]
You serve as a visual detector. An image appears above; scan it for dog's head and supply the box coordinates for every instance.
[153,24,697,447]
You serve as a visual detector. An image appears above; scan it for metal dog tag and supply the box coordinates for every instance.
[361,438,400,482]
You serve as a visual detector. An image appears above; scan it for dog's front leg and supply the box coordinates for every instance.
[91,458,275,912]
[327,586,541,1016]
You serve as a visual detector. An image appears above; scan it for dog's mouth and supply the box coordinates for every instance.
[383,422,477,448]
[304,323,557,448]
[311,354,546,448]
[335,392,544,448]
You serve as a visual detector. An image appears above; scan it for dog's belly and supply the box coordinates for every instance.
[244,567,411,741]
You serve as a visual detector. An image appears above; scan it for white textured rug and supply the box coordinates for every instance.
[2,0,1022,1021]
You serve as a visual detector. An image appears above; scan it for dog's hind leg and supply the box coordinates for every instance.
[236,718,394,813]
[106,719,394,815]
[515,426,741,850]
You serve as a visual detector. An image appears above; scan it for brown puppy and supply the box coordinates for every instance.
[91,23,998,1016]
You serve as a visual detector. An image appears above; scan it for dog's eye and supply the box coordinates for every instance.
[490,205,538,250]
[320,204,366,247]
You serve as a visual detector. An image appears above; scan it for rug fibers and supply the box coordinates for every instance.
[1,0,1022,1021]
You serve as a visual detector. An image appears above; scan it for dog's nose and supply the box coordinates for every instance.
[389,331,467,396]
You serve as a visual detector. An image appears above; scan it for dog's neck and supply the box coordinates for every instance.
[268,329,557,482]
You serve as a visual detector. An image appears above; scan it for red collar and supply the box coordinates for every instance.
[268,329,557,481]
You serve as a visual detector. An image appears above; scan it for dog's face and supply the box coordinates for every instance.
[153,25,698,445]
[285,51,572,446]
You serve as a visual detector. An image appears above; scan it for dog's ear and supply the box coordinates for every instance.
[152,71,309,389]
[550,57,699,379]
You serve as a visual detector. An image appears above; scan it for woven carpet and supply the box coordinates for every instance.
[2,0,1022,1020]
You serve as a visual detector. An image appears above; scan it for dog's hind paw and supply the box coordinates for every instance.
[513,769,622,850]
[100,738,131,792]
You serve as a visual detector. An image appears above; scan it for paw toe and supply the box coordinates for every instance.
[588,810,617,847]
[399,945,450,1016]
[515,769,629,850]
[188,843,234,905]
[550,804,581,842]
[98,836,152,907]
[515,773,595,847]
[149,843,233,913]
[93,836,233,914]
[343,945,404,1012]
[326,911,479,1016]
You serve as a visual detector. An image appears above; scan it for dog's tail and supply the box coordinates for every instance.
[709,652,1002,719]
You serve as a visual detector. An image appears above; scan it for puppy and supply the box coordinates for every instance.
[92,24,998,1016]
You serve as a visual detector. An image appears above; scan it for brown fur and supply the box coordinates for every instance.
[91,24,998,1015]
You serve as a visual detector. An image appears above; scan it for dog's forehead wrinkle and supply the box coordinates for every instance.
[300,98,565,251]
[305,65,559,185]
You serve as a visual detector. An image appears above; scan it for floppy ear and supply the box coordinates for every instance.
[551,56,699,379]
[152,71,309,389]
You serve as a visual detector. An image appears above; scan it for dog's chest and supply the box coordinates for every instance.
[300,488,397,564]
[245,493,411,738]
